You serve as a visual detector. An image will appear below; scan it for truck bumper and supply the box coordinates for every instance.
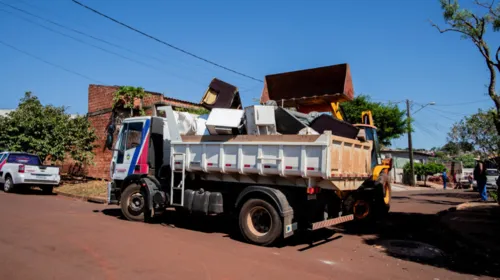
[310,214,354,230]
[107,182,119,205]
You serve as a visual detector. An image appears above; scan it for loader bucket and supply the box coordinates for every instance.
[260,63,354,113]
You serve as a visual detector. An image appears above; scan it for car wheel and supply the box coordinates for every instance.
[3,176,15,193]
[41,186,54,194]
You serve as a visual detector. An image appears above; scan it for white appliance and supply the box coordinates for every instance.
[244,105,277,135]
[205,108,244,135]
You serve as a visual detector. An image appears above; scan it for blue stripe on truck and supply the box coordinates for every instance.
[128,119,151,175]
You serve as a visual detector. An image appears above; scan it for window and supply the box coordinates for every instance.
[0,153,5,162]
[125,122,143,150]
[486,169,499,176]
[7,154,41,165]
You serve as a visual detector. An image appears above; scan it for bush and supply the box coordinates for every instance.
[403,162,445,186]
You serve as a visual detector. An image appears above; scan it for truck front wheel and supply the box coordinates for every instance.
[120,184,145,222]
[239,198,282,246]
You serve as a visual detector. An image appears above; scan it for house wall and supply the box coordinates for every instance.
[381,151,430,184]
[86,84,203,179]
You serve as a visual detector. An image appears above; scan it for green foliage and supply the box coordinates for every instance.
[448,108,500,161]
[455,153,476,168]
[434,0,500,142]
[341,95,407,146]
[0,92,97,165]
[174,106,210,115]
[113,86,149,116]
[490,190,498,202]
[403,162,445,185]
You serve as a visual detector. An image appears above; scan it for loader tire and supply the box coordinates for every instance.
[374,172,391,217]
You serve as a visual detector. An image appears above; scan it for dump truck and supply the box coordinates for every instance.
[105,105,392,246]
[105,64,392,246]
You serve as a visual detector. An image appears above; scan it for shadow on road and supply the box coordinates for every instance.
[7,187,57,196]
[340,192,500,278]
[100,207,344,250]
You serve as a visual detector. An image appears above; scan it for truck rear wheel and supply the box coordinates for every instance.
[239,198,282,246]
[120,184,145,222]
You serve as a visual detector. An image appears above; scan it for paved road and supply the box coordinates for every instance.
[0,189,491,280]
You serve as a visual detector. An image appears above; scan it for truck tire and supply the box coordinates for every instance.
[3,176,15,193]
[120,184,145,222]
[41,186,54,194]
[239,198,282,246]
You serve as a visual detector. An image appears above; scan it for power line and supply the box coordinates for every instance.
[71,0,263,83]
[0,0,216,84]
[434,99,491,107]
[0,39,103,83]
[0,6,206,87]
[426,107,469,116]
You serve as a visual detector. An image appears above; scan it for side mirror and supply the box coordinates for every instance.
[105,132,114,150]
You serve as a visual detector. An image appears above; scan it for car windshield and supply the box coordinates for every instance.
[7,154,41,165]
[486,169,499,176]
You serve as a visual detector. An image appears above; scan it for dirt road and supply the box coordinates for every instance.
[0,189,493,280]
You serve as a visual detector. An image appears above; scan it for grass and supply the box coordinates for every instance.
[57,180,107,199]
[489,190,498,202]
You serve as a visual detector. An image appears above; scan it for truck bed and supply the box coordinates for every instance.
[171,131,372,190]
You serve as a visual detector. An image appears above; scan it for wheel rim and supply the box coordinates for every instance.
[353,200,370,219]
[247,206,272,237]
[383,183,391,204]
[127,192,144,215]
[4,179,12,191]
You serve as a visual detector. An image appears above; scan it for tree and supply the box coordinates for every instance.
[456,153,477,167]
[341,95,407,146]
[432,0,500,146]
[0,92,97,165]
[448,108,500,165]
[113,86,149,116]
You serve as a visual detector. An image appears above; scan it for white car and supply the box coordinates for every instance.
[0,152,60,193]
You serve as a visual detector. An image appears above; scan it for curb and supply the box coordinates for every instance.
[54,190,107,204]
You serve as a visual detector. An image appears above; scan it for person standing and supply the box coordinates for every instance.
[442,169,448,190]
[473,160,488,201]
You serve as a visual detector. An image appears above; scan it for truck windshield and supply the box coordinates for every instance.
[7,154,41,165]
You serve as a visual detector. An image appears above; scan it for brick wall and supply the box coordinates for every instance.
[86,84,203,179]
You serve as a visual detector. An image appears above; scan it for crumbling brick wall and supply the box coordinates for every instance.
[86,84,203,179]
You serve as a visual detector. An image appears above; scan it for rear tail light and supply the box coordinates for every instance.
[18,165,25,173]
[307,186,321,194]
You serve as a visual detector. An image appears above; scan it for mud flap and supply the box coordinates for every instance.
[283,210,297,238]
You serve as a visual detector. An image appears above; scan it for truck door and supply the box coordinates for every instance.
[111,120,149,180]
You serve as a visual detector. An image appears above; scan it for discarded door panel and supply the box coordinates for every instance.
[201,78,242,110]
[260,63,354,113]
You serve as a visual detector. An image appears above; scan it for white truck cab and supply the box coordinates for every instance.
[0,152,60,193]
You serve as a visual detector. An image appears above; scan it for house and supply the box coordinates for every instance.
[380,149,433,184]
[85,84,204,179]
[0,109,13,116]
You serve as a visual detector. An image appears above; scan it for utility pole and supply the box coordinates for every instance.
[406,99,415,186]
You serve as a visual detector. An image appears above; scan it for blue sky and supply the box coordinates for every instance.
[0,0,497,149]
